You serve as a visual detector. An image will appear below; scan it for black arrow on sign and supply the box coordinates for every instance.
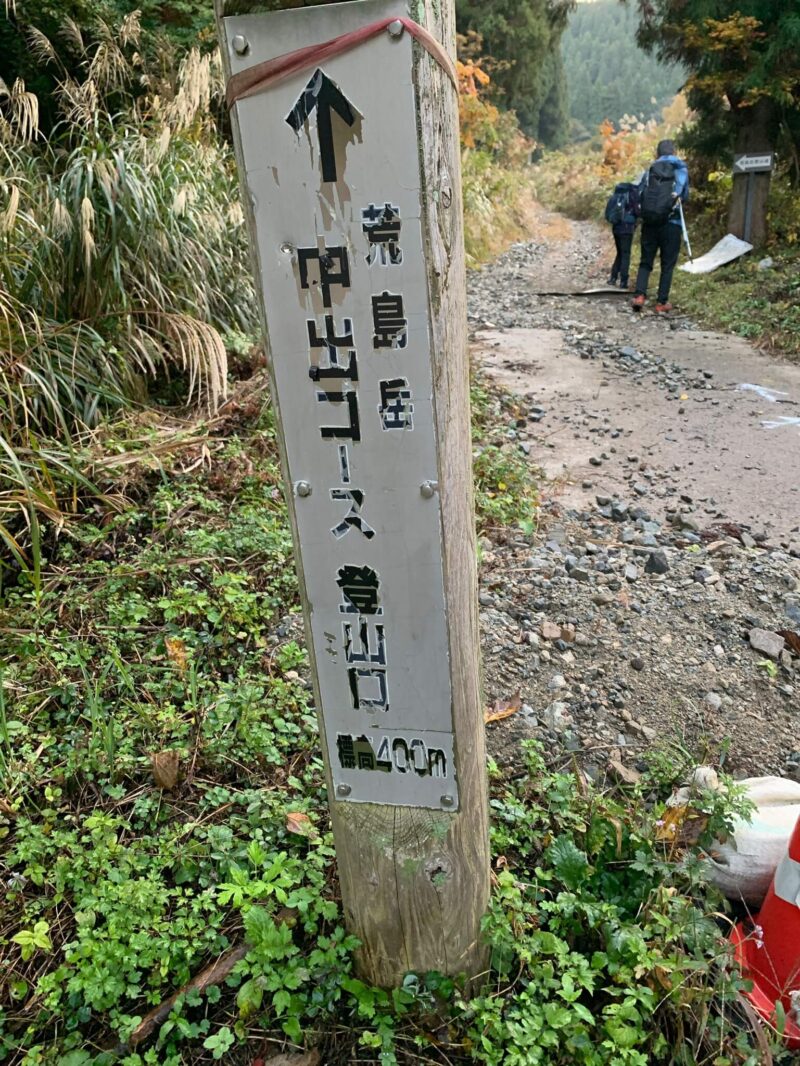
[286,68,356,183]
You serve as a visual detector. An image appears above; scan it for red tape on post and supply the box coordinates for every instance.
[226,15,458,108]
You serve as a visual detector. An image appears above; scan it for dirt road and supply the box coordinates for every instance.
[469,206,800,780]
[472,206,800,546]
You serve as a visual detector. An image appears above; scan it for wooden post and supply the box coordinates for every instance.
[728,99,776,248]
[216,0,490,987]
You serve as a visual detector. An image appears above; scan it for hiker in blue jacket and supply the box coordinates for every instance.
[632,139,689,313]
[605,181,640,289]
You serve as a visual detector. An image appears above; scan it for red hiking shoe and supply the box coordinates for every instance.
[631,294,646,311]
[655,302,673,313]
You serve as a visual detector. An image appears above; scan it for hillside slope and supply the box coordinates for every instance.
[562,0,685,133]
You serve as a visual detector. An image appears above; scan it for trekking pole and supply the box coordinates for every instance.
[677,199,693,263]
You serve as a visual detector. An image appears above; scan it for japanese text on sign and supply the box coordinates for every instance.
[226,1,457,809]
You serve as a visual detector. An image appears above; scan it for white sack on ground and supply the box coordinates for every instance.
[679,233,753,275]
[705,776,800,906]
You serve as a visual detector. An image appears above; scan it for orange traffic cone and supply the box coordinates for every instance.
[732,813,800,1046]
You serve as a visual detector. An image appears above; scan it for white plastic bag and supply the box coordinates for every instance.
[705,777,800,907]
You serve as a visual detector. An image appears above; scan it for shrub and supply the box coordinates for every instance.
[457,40,536,265]
[0,17,257,572]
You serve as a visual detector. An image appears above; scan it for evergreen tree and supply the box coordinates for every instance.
[538,50,570,149]
[561,1,685,131]
[633,1,800,243]
[455,0,575,146]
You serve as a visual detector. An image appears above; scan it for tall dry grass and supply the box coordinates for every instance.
[457,49,537,264]
[0,15,256,579]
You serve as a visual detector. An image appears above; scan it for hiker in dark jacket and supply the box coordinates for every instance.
[632,139,689,313]
[605,181,640,289]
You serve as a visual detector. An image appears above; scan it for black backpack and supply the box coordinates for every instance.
[640,161,676,224]
[604,184,630,225]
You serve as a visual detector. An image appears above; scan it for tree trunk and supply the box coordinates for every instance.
[728,97,777,248]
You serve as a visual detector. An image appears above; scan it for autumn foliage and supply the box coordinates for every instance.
[456,39,530,163]
[600,119,638,174]
[455,35,535,263]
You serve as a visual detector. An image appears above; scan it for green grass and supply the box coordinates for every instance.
[672,246,800,359]
[471,370,539,533]
[0,381,785,1065]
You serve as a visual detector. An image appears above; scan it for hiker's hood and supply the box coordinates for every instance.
[656,154,687,169]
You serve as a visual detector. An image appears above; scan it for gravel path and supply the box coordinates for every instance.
[469,205,800,781]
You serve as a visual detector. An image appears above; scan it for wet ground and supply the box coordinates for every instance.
[470,205,800,547]
[469,205,800,780]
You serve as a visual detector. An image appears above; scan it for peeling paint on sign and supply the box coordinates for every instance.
[226,0,457,809]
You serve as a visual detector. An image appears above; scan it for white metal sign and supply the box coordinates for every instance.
[679,233,753,275]
[225,0,457,809]
[733,153,774,174]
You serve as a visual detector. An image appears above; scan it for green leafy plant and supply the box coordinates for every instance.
[471,372,539,530]
[11,920,52,962]
[463,741,766,1066]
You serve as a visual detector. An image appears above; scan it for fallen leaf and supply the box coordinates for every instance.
[679,393,688,401]
[655,805,684,841]
[655,804,708,846]
[778,630,800,656]
[607,816,624,858]
[484,691,522,723]
[165,637,188,674]
[285,811,315,837]
[652,964,673,991]
[151,750,180,790]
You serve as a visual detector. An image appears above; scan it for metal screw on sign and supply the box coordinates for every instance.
[231,34,249,55]
[387,19,404,38]
[440,795,454,808]
[420,480,438,498]
[295,481,312,498]
[280,242,294,255]
[337,783,352,797]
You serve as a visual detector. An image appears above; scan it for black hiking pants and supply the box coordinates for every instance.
[610,232,633,286]
[634,221,682,303]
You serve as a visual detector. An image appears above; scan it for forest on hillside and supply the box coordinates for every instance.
[562,0,685,135]
[456,0,573,147]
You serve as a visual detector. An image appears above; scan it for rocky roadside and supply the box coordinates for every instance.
[469,236,800,783]
[477,491,799,784]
